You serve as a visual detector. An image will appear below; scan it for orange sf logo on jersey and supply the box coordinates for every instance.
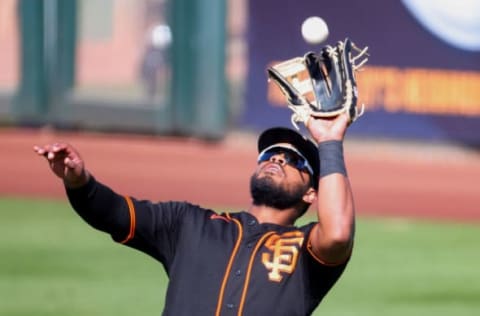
[261,231,305,282]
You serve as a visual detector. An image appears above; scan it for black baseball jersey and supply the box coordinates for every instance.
[67,176,349,316]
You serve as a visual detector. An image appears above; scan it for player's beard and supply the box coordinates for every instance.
[249,173,309,210]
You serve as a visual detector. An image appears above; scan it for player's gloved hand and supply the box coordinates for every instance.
[33,142,89,188]
[306,112,350,144]
[267,38,368,132]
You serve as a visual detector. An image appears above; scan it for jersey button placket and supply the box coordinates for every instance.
[222,216,258,315]
[247,219,257,236]
[246,218,258,248]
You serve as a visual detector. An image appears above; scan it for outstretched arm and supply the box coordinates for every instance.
[33,142,130,237]
[33,142,191,263]
[306,113,355,265]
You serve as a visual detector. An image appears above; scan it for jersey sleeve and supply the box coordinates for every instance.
[118,197,200,269]
[300,223,351,302]
[66,175,132,238]
[65,176,205,269]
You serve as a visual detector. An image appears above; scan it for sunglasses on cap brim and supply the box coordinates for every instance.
[257,145,314,176]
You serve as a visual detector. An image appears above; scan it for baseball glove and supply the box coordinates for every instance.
[267,38,369,130]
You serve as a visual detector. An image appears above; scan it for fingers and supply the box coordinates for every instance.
[33,142,72,161]
[33,145,47,156]
[33,145,57,160]
[34,142,84,169]
[33,142,87,185]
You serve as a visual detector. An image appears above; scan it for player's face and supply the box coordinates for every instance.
[250,148,313,209]
[257,147,314,176]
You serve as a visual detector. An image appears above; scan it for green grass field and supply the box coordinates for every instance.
[1,197,479,316]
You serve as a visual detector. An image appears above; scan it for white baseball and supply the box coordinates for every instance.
[301,16,329,44]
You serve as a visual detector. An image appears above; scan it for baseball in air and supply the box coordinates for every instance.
[301,16,329,44]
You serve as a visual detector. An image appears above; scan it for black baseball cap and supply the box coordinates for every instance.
[257,127,319,189]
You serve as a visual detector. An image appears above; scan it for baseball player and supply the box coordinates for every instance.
[34,113,355,315]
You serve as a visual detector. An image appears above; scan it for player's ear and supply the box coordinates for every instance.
[302,188,316,204]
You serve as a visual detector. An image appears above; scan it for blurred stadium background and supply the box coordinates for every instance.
[0,0,479,315]
[1,0,478,143]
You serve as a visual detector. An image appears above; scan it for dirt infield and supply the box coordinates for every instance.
[1,127,479,222]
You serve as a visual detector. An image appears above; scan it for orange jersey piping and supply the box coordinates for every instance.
[119,196,136,244]
[215,216,243,316]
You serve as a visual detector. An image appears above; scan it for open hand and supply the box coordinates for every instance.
[33,142,89,188]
